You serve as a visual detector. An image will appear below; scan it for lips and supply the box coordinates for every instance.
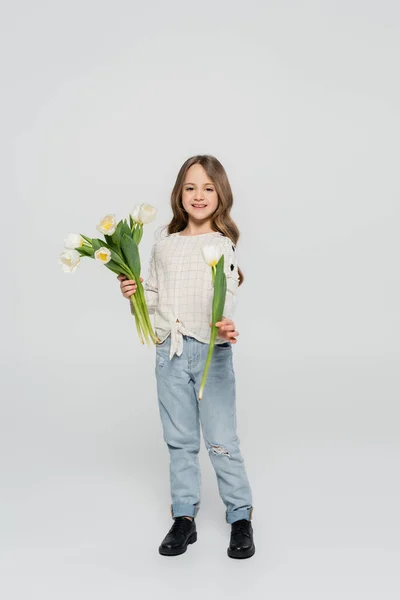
[192,204,206,209]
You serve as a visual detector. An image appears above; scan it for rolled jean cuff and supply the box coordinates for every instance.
[171,503,199,519]
[226,506,253,524]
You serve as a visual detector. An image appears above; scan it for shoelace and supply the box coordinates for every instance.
[232,520,251,537]
[170,518,192,536]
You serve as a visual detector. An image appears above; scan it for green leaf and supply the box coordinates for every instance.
[121,220,131,240]
[129,214,134,229]
[91,238,110,249]
[120,233,141,278]
[138,226,143,244]
[80,234,92,245]
[212,255,226,324]
[111,220,124,251]
[104,234,118,252]
[104,260,130,278]
[133,227,140,246]
[109,249,131,273]
[76,245,94,258]
[91,238,103,252]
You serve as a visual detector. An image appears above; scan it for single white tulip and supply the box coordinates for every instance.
[59,249,81,273]
[96,214,117,235]
[94,247,112,264]
[201,244,223,267]
[64,233,84,249]
[138,203,156,224]
[131,203,156,225]
[130,204,141,223]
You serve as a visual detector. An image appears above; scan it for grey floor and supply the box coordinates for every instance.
[1,356,398,600]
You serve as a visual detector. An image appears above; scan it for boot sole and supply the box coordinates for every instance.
[227,543,256,559]
[158,531,197,556]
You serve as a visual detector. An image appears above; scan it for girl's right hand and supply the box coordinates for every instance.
[117,274,144,298]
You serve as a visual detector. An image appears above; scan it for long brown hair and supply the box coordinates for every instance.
[166,154,244,286]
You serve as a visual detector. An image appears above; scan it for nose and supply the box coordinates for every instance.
[194,191,205,201]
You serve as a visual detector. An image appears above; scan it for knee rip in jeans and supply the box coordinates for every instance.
[208,443,231,458]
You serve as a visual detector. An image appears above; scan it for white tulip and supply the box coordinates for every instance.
[201,244,223,267]
[59,249,81,273]
[64,233,84,249]
[94,247,112,264]
[138,203,156,224]
[131,203,157,225]
[130,204,141,223]
[96,214,117,235]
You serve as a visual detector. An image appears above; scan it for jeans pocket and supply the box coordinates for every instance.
[215,341,231,349]
[156,335,170,348]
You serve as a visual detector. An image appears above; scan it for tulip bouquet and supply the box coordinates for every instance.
[59,204,161,347]
[198,245,227,400]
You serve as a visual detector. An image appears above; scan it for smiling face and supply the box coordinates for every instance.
[181,163,219,224]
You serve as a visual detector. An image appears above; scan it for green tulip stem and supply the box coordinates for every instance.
[124,266,151,347]
[198,325,218,400]
[130,293,150,346]
[131,298,144,344]
[133,307,144,344]
[134,286,153,347]
[134,277,160,344]
[198,256,227,400]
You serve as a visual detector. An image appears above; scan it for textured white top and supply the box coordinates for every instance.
[131,230,240,360]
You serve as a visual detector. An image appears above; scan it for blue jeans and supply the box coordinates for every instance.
[155,333,253,524]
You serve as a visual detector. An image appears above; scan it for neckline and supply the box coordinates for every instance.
[176,231,222,238]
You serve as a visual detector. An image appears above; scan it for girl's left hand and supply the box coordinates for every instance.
[210,317,239,344]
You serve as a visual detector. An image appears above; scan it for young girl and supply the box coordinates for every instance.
[118,155,255,559]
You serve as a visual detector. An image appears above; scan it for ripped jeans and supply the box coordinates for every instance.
[155,333,254,524]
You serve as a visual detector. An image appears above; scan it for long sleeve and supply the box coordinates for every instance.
[130,243,159,316]
[222,239,240,319]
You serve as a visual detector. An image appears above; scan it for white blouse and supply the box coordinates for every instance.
[131,230,240,360]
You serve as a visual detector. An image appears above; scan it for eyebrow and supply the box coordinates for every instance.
[184,182,215,186]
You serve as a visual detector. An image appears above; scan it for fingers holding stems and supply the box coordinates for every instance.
[117,274,144,299]
[209,317,239,344]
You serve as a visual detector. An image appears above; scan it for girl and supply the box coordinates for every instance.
[118,155,255,559]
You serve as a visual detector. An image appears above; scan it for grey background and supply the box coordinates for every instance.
[2,0,399,598]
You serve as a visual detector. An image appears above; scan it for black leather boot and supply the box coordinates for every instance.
[227,518,255,559]
[159,517,197,556]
